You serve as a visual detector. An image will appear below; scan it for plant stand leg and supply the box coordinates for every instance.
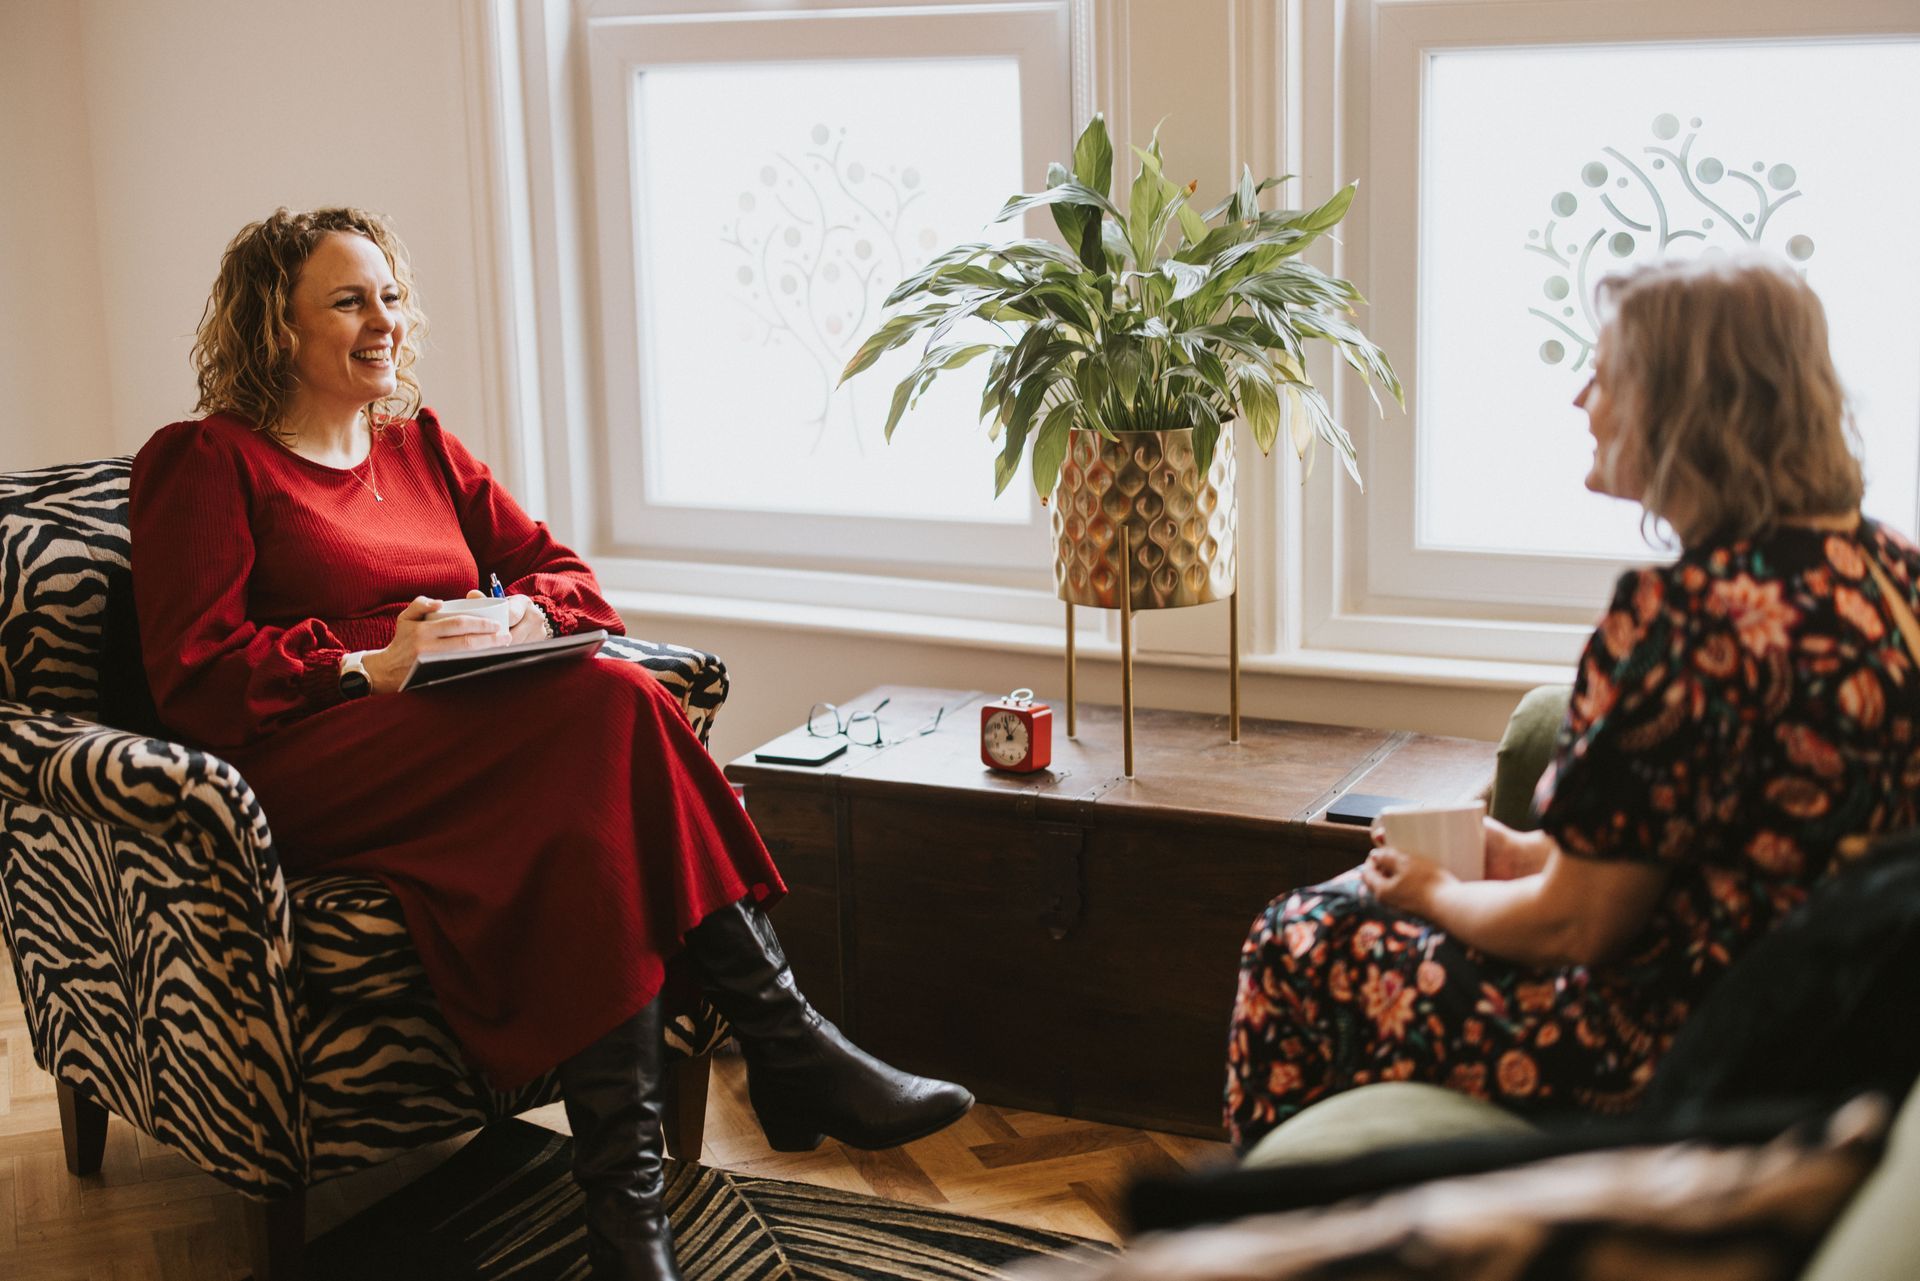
[1121,541,1135,779]
[57,1080,107,1176]
[1065,601,1077,738]
[1229,589,1241,744]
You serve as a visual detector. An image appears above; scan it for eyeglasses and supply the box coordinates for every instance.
[806,698,945,748]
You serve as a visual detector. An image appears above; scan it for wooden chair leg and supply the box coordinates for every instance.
[57,1080,108,1176]
[243,1190,307,1281]
[660,1052,712,1162]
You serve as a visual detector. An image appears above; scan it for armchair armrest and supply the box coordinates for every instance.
[0,700,308,1195]
[600,636,730,747]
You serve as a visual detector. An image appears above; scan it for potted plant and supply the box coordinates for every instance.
[840,113,1401,764]
[840,111,1399,525]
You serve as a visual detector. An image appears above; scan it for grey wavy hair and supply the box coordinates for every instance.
[1596,253,1862,547]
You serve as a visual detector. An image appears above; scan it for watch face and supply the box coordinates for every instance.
[983,710,1030,767]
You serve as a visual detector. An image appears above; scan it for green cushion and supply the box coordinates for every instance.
[1242,1082,1539,1170]
[1802,1088,1920,1281]
[1489,684,1572,830]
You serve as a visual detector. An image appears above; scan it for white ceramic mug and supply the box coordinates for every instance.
[1375,801,1487,880]
[432,597,512,628]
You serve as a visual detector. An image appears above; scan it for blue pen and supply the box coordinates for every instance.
[488,573,506,598]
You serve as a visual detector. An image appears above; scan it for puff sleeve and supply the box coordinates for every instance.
[1534,565,1731,865]
[130,422,352,749]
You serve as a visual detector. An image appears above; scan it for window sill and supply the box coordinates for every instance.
[605,588,1576,693]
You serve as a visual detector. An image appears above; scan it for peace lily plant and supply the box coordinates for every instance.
[839,113,1402,498]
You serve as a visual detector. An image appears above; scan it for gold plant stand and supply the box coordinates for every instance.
[1053,427,1240,778]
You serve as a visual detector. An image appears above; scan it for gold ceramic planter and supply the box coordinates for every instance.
[1050,425,1242,776]
[1051,427,1238,609]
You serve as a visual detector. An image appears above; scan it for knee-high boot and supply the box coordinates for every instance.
[557,999,681,1281]
[683,898,973,1152]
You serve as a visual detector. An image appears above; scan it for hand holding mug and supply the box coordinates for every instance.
[463,589,547,643]
[364,596,511,694]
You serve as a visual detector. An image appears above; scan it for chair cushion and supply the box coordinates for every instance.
[1803,1082,1920,1281]
[1087,1099,1889,1281]
[1487,683,1571,830]
[1242,1082,1536,1170]
[289,871,425,1006]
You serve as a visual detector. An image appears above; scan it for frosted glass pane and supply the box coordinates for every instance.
[1420,41,1920,557]
[634,60,1026,523]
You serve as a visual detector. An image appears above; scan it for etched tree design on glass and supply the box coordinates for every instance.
[724,123,938,453]
[1526,114,1816,370]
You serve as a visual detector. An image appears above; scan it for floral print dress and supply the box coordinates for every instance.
[1225,521,1920,1152]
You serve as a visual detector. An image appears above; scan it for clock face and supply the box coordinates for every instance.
[983,710,1031,767]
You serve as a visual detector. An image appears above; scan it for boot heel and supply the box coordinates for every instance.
[758,1117,826,1152]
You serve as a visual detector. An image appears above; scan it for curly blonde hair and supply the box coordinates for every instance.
[192,207,427,434]
[1597,254,1861,547]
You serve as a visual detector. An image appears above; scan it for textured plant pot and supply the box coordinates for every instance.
[1051,426,1237,610]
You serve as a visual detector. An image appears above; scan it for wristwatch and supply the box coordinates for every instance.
[338,650,373,700]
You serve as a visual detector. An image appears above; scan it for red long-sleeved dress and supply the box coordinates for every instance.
[129,409,784,1086]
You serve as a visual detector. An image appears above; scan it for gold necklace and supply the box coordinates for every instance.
[348,439,384,503]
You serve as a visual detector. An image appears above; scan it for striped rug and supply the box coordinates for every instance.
[300,1118,1110,1279]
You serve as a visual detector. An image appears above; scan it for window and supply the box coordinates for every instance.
[1306,0,1920,665]
[581,0,1074,581]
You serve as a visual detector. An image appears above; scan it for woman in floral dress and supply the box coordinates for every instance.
[1225,255,1920,1151]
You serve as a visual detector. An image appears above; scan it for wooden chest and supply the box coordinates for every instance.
[725,685,1499,1137]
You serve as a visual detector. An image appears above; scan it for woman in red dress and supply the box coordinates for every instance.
[130,207,971,1281]
[1226,255,1920,1151]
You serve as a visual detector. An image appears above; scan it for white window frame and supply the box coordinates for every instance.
[482,0,1088,631]
[1296,0,1920,670]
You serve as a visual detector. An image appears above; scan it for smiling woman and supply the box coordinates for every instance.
[127,205,973,1281]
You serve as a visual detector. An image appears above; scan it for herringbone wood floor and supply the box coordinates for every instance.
[0,949,1230,1279]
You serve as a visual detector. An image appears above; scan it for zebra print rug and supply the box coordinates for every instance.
[298,1118,1109,1279]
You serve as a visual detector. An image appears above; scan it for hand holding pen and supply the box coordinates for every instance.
[468,571,550,644]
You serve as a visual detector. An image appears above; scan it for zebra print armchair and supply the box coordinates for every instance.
[0,458,730,1278]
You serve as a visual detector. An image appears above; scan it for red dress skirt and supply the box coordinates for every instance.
[227,655,783,1086]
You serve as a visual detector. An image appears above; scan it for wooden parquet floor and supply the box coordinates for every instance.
[0,950,1230,1279]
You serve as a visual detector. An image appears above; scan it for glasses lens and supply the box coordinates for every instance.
[847,711,882,747]
[807,702,841,737]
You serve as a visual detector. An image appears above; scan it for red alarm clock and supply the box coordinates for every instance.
[981,688,1052,773]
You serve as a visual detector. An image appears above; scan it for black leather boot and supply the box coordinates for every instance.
[557,1000,681,1281]
[683,898,973,1152]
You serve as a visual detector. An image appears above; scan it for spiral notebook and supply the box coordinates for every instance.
[400,629,609,691]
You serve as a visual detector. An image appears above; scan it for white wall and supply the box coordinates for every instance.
[0,0,502,463]
[0,0,1532,764]
[0,0,113,468]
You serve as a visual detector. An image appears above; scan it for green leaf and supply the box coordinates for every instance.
[1048,161,1093,253]
[1177,201,1210,246]
[1076,355,1109,431]
[1162,259,1209,302]
[839,303,951,383]
[1234,362,1280,454]
[1191,414,1221,478]
[1127,158,1167,268]
[1111,341,1143,412]
[1101,221,1133,271]
[1291,181,1357,235]
[1072,114,1114,197]
[1031,399,1079,498]
[996,181,1125,226]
